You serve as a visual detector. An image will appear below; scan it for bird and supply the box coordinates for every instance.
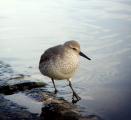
[39,40,91,103]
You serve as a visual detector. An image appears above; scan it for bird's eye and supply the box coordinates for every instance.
[72,48,77,50]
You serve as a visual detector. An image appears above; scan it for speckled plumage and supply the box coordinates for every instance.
[39,41,80,80]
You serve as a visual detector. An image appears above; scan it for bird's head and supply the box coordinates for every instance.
[64,40,91,60]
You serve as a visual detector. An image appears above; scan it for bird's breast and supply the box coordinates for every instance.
[39,52,79,80]
[58,54,79,74]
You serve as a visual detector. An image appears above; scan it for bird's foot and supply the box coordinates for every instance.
[72,92,81,104]
[54,89,58,94]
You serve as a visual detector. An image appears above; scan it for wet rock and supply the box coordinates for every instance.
[0,88,103,120]
[0,82,46,95]
[40,94,103,120]
[40,96,80,120]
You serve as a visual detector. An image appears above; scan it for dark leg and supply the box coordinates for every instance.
[68,79,81,103]
[51,78,57,94]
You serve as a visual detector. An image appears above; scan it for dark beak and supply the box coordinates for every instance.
[79,51,91,60]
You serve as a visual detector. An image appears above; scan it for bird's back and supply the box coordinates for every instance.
[39,45,63,64]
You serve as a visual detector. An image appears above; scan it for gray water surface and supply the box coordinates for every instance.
[0,0,131,120]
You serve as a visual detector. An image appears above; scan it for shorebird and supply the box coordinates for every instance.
[39,40,91,103]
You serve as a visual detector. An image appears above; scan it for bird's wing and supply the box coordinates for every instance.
[39,45,63,64]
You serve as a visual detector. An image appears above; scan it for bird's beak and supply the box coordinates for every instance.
[79,51,91,60]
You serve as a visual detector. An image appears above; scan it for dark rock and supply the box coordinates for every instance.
[40,94,103,120]
[0,82,46,95]
[40,96,80,120]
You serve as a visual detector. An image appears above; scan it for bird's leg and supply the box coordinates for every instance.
[68,79,81,103]
[51,78,58,94]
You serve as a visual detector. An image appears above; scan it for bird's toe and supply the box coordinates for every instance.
[72,92,81,103]
[54,89,58,94]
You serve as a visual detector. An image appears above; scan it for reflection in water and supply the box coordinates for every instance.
[0,0,131,120]
[5,93,43,114]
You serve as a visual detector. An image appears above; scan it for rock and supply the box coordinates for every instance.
[0,82,46,95]
[0,88,103,120]
[40,94,103,120]
[40,95,80,120]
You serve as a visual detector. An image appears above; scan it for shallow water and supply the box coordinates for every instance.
[0,0,131,120]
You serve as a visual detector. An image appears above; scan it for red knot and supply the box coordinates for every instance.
[39,40,91,103]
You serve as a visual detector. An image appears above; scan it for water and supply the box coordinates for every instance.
[0,0,131,120]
